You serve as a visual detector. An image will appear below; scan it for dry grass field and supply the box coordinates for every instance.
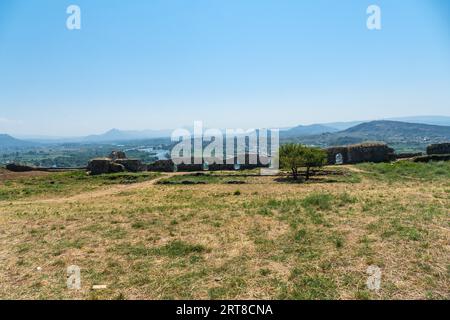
[0,162,449,300]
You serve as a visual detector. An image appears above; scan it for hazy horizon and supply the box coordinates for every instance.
[1,1,450,136]
[4,115,450,139]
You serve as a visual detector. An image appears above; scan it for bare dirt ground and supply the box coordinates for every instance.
[0,168,50,181]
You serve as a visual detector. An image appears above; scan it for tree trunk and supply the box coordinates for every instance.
[292,168,298,180]
[305,166,311,180]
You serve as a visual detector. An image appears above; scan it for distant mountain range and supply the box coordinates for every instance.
[285,120,450,150]
[82,128,173,143]
[1,116,450,151]
[0,134,35,149]
[303,115,450,132]
[281,124,339,137]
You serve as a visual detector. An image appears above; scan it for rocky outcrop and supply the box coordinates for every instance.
[86,158,125,175]
[86,151,147,175]
[115,159,147,172]
[426,143,450,155]
[147,160,176,172]
[109,150,127,160]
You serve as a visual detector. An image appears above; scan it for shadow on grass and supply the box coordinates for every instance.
[274,170,353,184]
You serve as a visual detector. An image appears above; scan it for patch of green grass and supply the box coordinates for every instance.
[259,268,271,276]
[294,229,307,242]
[131,220,154,229]
[287,270,337,300]
[115,240,208,259]
[301,193,333,211]
[257,207,273,216]
[157,173,245,185]
[357,161,450,182]
[260,192,338,214]
[154,240,207,257]
[336,192,358,206]
[52,238,85,256]
[103,227,128,240]
[208,277,247,299]
[331,235,345,249]
[387,219,424,241]
[0,171,160,201]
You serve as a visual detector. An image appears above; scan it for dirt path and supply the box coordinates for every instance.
[6,172,189,205]
[342,166,369,173]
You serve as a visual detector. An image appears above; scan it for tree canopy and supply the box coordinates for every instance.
[279,143,327,180]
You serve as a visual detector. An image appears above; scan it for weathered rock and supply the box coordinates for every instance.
[5,163,35,172]
[114,159,147,172]
[109,150,127,160]
[87,158,125,175]
[147,160,175,172]
[426,143,450,155]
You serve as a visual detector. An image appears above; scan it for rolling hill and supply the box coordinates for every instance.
[0,134,35,149]
[285,120,450,151]
[313,115,450,131]
[82,128,173,142]
[281,124,338,137]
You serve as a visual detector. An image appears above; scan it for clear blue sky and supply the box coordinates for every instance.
[0,0,449,136]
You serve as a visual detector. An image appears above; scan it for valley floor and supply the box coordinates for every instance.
[0,163,448,299]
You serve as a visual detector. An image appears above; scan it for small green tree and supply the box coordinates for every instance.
[279,143,327,180]
[302,147,327,180]
[279,143,305,180]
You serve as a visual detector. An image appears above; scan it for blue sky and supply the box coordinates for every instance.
[0,0,449,136]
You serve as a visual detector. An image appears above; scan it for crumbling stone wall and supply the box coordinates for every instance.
[109,151,127,160]
[413,154,450,162]
[115,159,147,172]
[5,163,35,172]
[146,155,269,172]
[326,143,395,165]
[86,151,146,175]
[427,143,450,155]
[87,158,125,175]
[146,160,176,172]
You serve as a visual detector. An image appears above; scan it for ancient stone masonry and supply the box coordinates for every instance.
[109,150,127,160]
[395,152,423,159]
[114,159,147,172]
[413,154,450,163]
[5,163,35,172]
[86,151,145,175]
[86,158,125,175]
[426,143,450,155]
[146,160,176,172]
[146,155,269,172]
[326,142,395,165]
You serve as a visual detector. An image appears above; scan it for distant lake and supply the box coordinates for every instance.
[139,147,170,160]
